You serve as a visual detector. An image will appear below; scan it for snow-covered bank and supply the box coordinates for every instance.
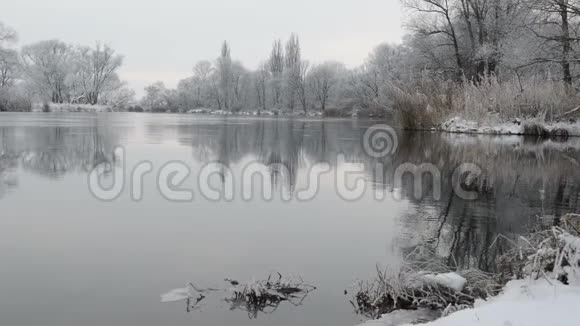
[186,108,323,117]
[357,220,580,326]
[440,116,580,137]
[31,103,114,113]
[358,279,580,326]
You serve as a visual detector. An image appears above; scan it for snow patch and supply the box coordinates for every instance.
[421,273,467,292]
[440,116,580,136]
[442,116,524,135]
[359,308,440,326]
[160,284,195,302]
[358,279,580,326]
[32,103,113,113]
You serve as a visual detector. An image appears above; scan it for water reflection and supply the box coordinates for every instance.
[395,133,580,271]
[1,114,579,273]
[178,118,580,271]
[0,119,121,205]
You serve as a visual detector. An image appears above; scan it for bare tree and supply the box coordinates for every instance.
[217,41,233,110]
[85,43,123,105]
[254,63,270,113]
[102,85,135,109]
[22,40,73,103]
[231,61,249,109]
[294,61,310,113]
[285,33,301,110]
[0,22,18,88]
[0,49,18,88]
[0,22,16,44]
[308,62,344,112]
[403,0,465,77]
[192,60,214,107]
[269,40,284,108]
[525,0,580,85]
[349,43,409,111]
[142,81,168,111]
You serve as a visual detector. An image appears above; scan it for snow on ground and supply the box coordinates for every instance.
[421,273,466,292]
[440,132,580,152]
[32,103,113,112]
[441,117,522,135]
[360,309,441,326]
[441,116,580,136]
[161,284,195,302]
[185,108,323,117]
[357,279,580,326]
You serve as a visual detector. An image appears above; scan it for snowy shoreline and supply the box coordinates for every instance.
[19,107,580,139]
[185,108,324,118]
[358,278,580,326]
[437,116,580,137]
[182,111,580,139]
[355,218,580,326]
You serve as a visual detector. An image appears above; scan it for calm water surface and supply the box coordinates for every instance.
[0,113,579,326]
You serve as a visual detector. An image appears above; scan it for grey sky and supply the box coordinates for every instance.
[3,0,404,96]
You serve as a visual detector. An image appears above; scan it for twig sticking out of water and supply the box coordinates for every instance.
[225,273,316,319]
[350,246,501,319]
[162,273,316,319]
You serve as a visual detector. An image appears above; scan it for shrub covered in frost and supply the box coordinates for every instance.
[350,246,502,319]
[497,214,580,284]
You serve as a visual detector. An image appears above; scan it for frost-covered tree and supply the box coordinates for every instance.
[308,62,345,112]
[21,40,73,103]
[175,60,214,110]
[193,60,213,106]
[0,22,16,44]
[231,61,251,110]
[176,76,197,110]
[524,0,580,84]
[142,81,169,112]
[402,0,527,80]
[216,41,233,110]
[269,40,284,108]
[0,50,18,88]
[21,40,124,104]
[0,22,18,89]
[403,0,465,78]
[253,63,270,113]
[349,43,410,110]
[284,34,301,110]
[0,22,32,112]
[102,85,135,109]
[67,44,123,104]
[294,60,310,113]
[84,43,123,104]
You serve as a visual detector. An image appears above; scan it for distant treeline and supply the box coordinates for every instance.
[3,1,580,123]
[0,21,131,112]
[141,0,580,123]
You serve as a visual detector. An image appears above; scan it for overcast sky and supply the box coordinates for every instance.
[3,0,404,96]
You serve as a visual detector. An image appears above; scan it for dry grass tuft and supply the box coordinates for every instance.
[496,214,580,283]
[389,74,580,129]
[351,246,502,319]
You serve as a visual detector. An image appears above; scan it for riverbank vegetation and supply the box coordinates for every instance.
[386,0,580,132]
[161,273,316,319]
[4,1,580,134]
[0,21,132,112]
[138,0,580,129]
[354,213,580,325]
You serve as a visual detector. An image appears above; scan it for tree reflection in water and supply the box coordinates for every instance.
[183,119,580,272]
[1,115,579,273]
[0,118,119,198]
